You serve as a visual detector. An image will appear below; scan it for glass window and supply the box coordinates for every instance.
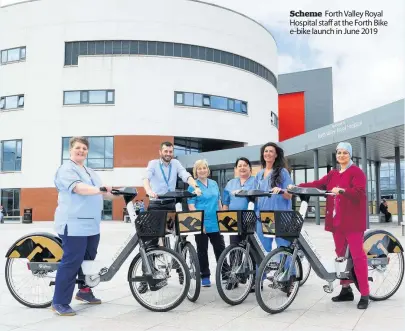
[89,91,107,104]
[211,96,228,110]
[0,98,4,109]
[95,41,105,54]
[193,94,203,107]
[234,100,241,113]
[157,42,165,56]
[165,42,174,56]
[1,50,7,63]
[1,140,22,171]
[62,136,113,169]
[113,41,122,54]
[175,92,184,104]
[107,91,114,103]
[203,96,210,107]
[79,41,88,55]
[102,200,113,220]
[1,188,21,217]
[184,93,193,106]
[105,41,113,54]
[130,41,139,54]
[139,41,147,54]
[64,91,81,105]
[18,96,24,107]
[181,44,191,58]
[88,41,96,55]
[5,96,18,109]
[190,45,198,59]
[81,91,89,104]
[147,41,157,55]
[62,40,277,88]
[174,43,181,57]
[7,48,20,62]
[206,48,214,61]
[20,47,26,59]
[228,99,234,110]
[198,46,205,60]
[241,102,247,113]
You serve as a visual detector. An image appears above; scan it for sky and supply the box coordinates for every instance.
[204,0,405,122]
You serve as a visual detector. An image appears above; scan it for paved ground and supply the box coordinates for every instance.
[0,220,404,331]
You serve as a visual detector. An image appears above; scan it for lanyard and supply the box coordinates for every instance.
[159,162,172,191]
[69,160,95,186]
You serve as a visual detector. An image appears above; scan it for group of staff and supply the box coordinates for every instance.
[50,137,370,316]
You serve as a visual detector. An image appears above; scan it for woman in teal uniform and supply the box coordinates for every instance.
[187,159,225,287]
[52,137,114,316]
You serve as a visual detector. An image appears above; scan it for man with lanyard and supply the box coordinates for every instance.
[139,141,201,293]
[143,141,201,234]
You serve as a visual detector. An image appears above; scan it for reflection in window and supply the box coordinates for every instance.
[63,90,115,105]
[1,140,22,171]
[102,200,113,220]
[0,95,25,110]
[0,188,21,217]
[174,91,248,115]
[62,136,114,169]
[0,46,26,65]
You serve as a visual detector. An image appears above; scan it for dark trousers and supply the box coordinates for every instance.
[195,232,226,278]
[53,226,100,305]
[146,201,176,248]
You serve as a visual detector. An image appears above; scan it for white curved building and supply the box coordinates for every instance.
[0,0,278,220]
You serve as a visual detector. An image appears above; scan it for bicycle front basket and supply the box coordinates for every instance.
[135,210,176,238]
[274,210,304,238]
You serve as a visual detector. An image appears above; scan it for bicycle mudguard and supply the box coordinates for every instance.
[363,229,404,257]
[5,232,63,262]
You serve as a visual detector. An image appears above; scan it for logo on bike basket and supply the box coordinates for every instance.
[177,211,203,233]
[260,212,275,237]
[217,212,238,233]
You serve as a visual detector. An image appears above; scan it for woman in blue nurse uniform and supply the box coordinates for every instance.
[254,142,293,251]
[222,157,256,245]
[51,137,114,316]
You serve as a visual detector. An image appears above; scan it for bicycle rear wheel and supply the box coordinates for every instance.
[255,247,302,314]
[182,242,201,302]
[128,246,190,312]
[298,250,311,286]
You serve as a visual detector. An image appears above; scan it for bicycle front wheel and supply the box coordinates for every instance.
[182,242,201,302]
[255,247,302,314]
[128,246,190,312]
[216,243,254,306]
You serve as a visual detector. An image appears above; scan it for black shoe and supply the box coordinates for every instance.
[357,296,369,309]
[332,286,354,302]
[280,275,296,297]
[137,282,148,294]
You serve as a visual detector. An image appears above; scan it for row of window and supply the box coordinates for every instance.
[1,46,26,65]
[175,91,248,114]
[0,188,113,219]
[64,40,277,88]
[63,90,115,105]
[0,95,25,110]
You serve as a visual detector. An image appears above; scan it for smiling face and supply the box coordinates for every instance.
[336,148,351,166]
[196,164,209,179]
[236,160,251,178]
[70,141,88,165]
[159,145,174,163]
[263,145,277,164]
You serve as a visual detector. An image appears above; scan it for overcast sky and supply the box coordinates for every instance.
[205,0,405,122]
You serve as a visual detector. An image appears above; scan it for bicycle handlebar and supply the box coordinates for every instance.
[235,189,285,198]
[146,190,197,199]
[286,186,343,197]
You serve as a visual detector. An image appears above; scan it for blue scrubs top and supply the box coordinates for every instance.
[254,168,293,214]
[223,176,256,210]
[187,178,221,233]
[54,160,103,237]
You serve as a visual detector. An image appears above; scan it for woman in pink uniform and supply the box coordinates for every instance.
[292,142,369,309]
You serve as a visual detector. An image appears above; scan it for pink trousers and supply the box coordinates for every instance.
[333,230,370,296]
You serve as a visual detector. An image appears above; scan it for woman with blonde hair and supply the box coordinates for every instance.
[187,159,225,287]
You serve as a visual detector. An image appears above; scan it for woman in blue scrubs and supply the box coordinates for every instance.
[254,142,293,251]
[222,157,255,245]
[187,159,225,287]
[51,137,114,316]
